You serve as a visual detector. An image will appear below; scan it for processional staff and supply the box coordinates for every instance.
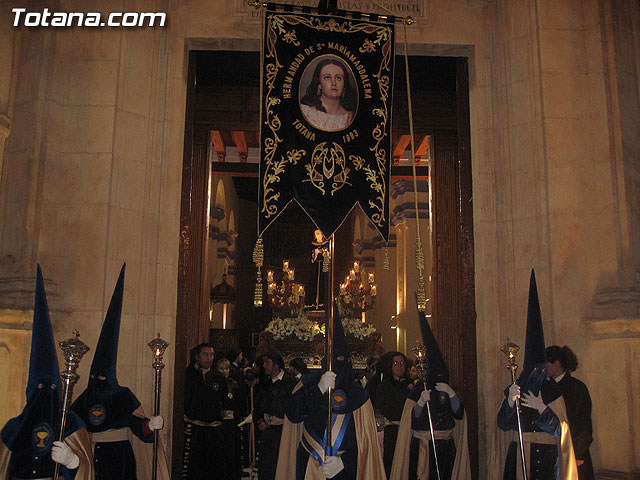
[148,333,169,480]
[501,341,528,480]
[53,330,89,480]
[325,234,335,458]
[411,343,442,480]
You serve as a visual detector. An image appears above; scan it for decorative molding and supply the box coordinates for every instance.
[595,469,640,479]
[391,201,430,225]
[0,276,60,310]
[211,205,225,222]
[390,179,427,199]
[586,287,640,339]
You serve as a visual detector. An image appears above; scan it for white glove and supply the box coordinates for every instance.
[149,415,164,430]
[521,390,547,413]
[320,456,344,478]
[417,388,431,407]
[51,441,80,469]
[435,382,456,398]
[507,384,520,408]
[318,371,336,394]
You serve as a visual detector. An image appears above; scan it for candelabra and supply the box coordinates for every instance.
[337,261,376,318]
[266,260,306,319]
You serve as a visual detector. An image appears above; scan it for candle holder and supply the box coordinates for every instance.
[337,261,376,319]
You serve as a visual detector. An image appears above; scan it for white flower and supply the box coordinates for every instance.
[265,315,319,341]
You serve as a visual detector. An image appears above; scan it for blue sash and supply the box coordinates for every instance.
[301,412,351,464]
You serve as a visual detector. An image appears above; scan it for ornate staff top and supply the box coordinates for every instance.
[501,341,520,381]
[148,333,169,366]
[59,330,90,376]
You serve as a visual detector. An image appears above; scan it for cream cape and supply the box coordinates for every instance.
[86,407,170,480]
[488,396,578,479]
[389,398,471,480]
[0,427,94,480]
[275,382,386,480]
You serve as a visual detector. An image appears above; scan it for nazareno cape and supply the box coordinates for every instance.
[70,264,170,480]
[488,270,577,479]
[0,265,93,480]
[275,304,385,479]
[389,306,471,480]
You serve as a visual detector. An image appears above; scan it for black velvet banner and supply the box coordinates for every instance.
[258,9,395,241]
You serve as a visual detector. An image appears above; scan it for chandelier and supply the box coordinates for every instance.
[267,260,306,319]
[338,261,377,319]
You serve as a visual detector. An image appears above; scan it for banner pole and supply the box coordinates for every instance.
[325,234,335,457]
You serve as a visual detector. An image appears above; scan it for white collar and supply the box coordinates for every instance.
[554,371,567,382]
[271,369,284,382]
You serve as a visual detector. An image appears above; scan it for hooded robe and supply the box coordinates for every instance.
[70,264,169,480]
[275,305,385,480]
[0,265,93,480]
[390,307,471,480]
[488,270,578,480]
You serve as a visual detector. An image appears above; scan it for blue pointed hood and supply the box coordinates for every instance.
[322,303,354,389]
[1,265,84,459]
[27,265,61,398]
[71,264,140,432]
[89,264,125,386]
[516,269,548,395]
[417,307,449,387]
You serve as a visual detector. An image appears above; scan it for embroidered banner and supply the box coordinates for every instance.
[258,8,395,241]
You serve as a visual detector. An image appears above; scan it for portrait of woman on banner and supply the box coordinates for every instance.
[299,55,358,131]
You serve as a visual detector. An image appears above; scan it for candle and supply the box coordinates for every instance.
[340,284,346,295]
[289,269,295,281]
[371,285,377,296]
[368,273,374,284]
[268,282,275,294]
[267,270,274,282]
[354,261,359,273]
[283,260,289,272]
[350,269,355,281]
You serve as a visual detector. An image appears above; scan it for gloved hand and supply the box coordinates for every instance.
[149,415,164,430]
[51,441,80,469]
[435,382,456,397]
[320,456,344,478]
[318,371,336,394]
[507,384,520,408]
[417,388,431,407]
[521,390,547,413]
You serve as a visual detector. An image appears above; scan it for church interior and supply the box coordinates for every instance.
[0,1,639,478]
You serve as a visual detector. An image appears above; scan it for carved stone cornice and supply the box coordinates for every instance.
[586,287,640,339]
[0,276,60,311]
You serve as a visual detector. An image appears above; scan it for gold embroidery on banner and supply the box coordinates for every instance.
[304,142,351,196]
[261,13,393,228]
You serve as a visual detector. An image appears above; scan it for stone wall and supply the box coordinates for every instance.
[0,0,638,475]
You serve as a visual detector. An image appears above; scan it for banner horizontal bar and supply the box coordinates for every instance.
[248,1,416,24]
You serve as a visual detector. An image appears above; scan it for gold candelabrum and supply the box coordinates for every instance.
[338,261,376,319]
[54,330,90,480]
[148,333,169,480]
[266,260,306,319]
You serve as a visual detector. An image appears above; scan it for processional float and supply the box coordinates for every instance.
[251,0,430,463]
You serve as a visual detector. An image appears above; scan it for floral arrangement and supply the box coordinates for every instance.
[342,317,378,339]
[265,316,318,341]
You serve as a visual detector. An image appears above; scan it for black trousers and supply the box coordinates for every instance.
[258,425,282,480]
[183,421,226,479]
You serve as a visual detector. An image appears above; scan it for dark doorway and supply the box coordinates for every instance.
[173,50,477,478]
